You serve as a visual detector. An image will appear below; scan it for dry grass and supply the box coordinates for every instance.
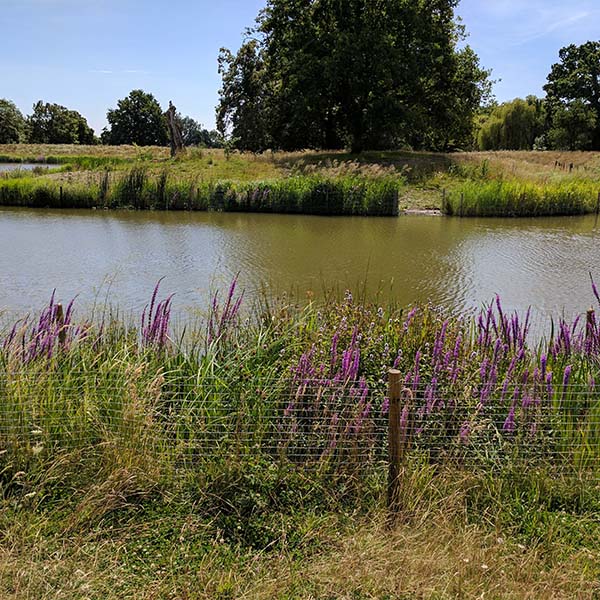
[0,144,170,160]
[2,510,597,600]
[455,151,600,184]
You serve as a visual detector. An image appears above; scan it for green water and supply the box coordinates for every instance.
[0,207,599,320]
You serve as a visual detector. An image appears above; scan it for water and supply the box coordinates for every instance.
[0,163,41,173]
[0,207,599,320]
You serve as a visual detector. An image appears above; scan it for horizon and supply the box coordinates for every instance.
[1,0,599,136]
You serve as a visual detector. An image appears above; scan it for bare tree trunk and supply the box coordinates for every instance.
[166,101,185,157]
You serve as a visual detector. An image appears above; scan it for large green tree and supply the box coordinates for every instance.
[28,101,95,144]
[0,99,27,143]
[477,97,546,151]
[217,0,491,152]
[544,41,600,150]
[103,90,169,146]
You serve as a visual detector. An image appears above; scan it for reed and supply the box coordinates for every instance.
[0,169,402,216]
[444,179,599,217]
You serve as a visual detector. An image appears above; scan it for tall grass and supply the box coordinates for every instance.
[2,281,599,478]
[1,282,599,596]
[0,168,402,216]
[445,179,600,217]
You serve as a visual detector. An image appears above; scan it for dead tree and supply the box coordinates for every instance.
[166,101,185,157]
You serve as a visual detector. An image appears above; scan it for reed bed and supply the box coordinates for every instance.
[444,179,600,217]
[0,168,402,216]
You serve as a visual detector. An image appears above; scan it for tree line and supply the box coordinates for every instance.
[0,90,223,148]
[477,42,600,151]
[1,0,598,153]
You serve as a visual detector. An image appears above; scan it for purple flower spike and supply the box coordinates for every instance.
[503,405,516,434]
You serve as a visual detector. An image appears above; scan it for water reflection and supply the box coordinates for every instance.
[0,163,40,172]
[0,207,598,320]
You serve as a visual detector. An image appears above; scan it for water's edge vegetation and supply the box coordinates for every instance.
[1,280,599,596]
[1,146,599,218]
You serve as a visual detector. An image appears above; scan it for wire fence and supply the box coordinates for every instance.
[1,371,599,485]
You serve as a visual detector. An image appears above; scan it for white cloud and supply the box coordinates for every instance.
[465,0,600,46]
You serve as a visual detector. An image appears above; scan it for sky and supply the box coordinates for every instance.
[1,0,599,135]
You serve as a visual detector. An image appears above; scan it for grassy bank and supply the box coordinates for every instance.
[1,145,599,217]
[1,281,599,597]
[445,179,600,217]
[0,168,400,215]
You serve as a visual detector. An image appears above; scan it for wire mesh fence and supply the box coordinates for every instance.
[1,371,599,484]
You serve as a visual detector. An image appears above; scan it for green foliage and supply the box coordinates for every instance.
[103,90,169,146]
[217,41,272,152]
[0,99,27,143]
[27,101,96,145]
[477,97,546,151]
[445,180,598,217]
[177,114,223,148]
[547,99,597,151]
[544,41,600,150]
[217,0,492,153]
[0,169,402,215]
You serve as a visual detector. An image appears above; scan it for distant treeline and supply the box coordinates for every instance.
[216,3,599,153]
[476,42,600,151]
[0,91,224,149]
[1,0,598,154]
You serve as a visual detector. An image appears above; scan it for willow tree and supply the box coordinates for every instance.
[217,0,491,152]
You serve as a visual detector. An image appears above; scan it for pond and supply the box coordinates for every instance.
[0,207,599,322]
[0,163,42,173]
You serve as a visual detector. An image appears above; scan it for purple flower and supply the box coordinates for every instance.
[503,405,516,434]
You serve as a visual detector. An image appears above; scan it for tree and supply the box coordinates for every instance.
[178,115,224,148]
[216,0,491,152]
[217,41,273,152]
[547,99,597,150]
[477,97,545,150]
[0,99,27,143]
[28,101,96,144]
[103,90,169,146]
[544,41,600,150]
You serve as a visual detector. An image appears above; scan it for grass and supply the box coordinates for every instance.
[0,167,401,215]
[1,280,599,597]
[1,145,600,217]
[445,179,599,217]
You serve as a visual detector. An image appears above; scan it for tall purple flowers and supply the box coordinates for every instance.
[208,276,244,345]
[141,279,173,348]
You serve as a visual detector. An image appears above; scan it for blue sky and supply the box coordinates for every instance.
[1,0,599,134]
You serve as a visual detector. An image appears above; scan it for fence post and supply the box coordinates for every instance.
[387,369,403,516]
[586,307,595,341]
[59,186,63,203]
[55,303,66,345]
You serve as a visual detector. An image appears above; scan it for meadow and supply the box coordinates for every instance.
[1,145,600,217]
[1,280,599,598]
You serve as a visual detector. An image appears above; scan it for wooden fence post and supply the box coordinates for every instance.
[586,307,595,342]
[55,303,66,345]
[387,369,403,516]
[59,186,63,203]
